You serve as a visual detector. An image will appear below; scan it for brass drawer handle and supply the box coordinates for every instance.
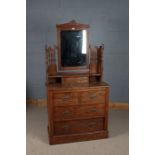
[88,122,96,127]
[90,94,97,99]
[63,95,70,100]
[63,124,69,130]
[90,108,97,112]
[63,111,70,116]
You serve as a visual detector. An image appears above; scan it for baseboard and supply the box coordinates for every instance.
[109,102,129,110]
[26,99,129,110]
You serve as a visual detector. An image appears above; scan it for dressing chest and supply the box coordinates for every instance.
[46,20,110,144]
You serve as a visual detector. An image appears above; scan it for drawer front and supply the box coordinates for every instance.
[53,92,78,106]
[54,104,105,121]
[54,118,104,135]
[62,77,89,84]
[80,89,106,105]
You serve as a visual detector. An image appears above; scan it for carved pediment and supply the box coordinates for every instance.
[56,20,89,29]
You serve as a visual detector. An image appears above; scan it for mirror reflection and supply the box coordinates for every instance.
[61,30,87,67]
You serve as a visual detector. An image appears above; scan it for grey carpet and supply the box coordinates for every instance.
[26,106,129,155]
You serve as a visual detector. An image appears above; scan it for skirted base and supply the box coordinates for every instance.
[48,126,108,144]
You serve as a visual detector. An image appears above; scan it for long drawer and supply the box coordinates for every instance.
[54,118,104,135]
[54,104,105,121]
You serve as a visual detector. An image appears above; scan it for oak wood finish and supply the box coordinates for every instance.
[47,83,109,144]
[54,118,105,135]
[53,104,105,121]
[51,131,108,144]
[89,45,103,78]
[46,20,110,144]
[45,46,57,77]
[62,76,89,84]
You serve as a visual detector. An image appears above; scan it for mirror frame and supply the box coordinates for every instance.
[56,20,90,73]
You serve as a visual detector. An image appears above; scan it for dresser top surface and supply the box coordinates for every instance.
[47,82,109,91]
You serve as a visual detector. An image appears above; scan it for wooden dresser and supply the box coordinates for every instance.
[45,20,110,144]
[47,82,109,144]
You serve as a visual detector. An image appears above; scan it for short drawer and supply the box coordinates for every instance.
[53,92,78,106]
[54,118,104,135]
[80,89,106,105]
[54,104,105,121]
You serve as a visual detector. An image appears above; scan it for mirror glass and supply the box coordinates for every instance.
[60,30,87,67]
